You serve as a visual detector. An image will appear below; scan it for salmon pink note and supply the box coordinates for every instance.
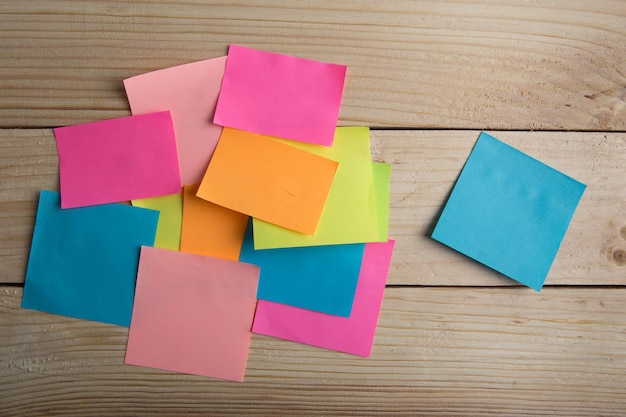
[54,111,181,208]
[124,57,227,184]
[125,246,260,382]
[214,44,347,146]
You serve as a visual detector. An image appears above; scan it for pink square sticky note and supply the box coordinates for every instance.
[214,44,347,146]
[124,57,227,184]
[252,240,395,357]
[54,111,181,208]
[125,246,260,382]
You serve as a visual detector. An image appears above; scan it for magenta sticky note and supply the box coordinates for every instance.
[125,246,260,382]
[54,111,182,208]
[214,44,347,146]
[252,240,395,357]
[124,57,227,185]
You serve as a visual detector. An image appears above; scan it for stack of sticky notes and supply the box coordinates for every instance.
[21,44,587,383]
[22,45,395,382]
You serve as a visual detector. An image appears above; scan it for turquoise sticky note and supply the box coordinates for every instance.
[239,221,365,316]
[431,132,586,291]
[22,190,159,326]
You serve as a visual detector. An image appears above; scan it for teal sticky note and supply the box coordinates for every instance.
[22,190,159,326]
[239,221,365,316]
[431,132,586,291]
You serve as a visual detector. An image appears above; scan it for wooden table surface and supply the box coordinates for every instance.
[1,1,625,416]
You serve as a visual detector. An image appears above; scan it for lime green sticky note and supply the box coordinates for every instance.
[253,127,380,249]
[132,192,182,250]
[372,162,391,241]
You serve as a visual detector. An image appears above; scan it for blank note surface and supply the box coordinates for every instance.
[124,57,227,184]
[214,44,346,146]
[125,247,259,382]
[54,111,181,208]
[197,128,338,235]
[431,132,586,290]
[22,190,159,326]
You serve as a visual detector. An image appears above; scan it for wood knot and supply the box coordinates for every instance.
[613,249,626,266]
[620,226,626,241]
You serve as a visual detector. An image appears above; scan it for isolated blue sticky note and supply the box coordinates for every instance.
[431,132,586,291]
[22,190,159,326]
[239,221,365,316]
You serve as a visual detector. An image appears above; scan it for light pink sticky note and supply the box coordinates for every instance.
[124,57,227,184]
[125,246,260,382]
[54,111,181,209]
[214,44,347,146]
[252,240,395,357]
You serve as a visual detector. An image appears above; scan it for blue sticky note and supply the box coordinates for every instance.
[239,221,365,316]
[22,190,159,326]
[431,132,586,291]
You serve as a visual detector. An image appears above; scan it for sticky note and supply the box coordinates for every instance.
[22,190,159,326]
[124,57,227,184]
[132,192,183,251]
[214,44,346,146]
[239,221,364,316]
[253,127,382,249]
[431,132,586,290]
[180,184,248,261]
[54,111,181,208]
[125,246,260,382]
[197,128,338,235]
[253,240,394,357]
[372,162,392,240]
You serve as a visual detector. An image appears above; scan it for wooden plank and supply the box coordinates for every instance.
[1,285,624,416]
[2,129,625,285]
[0,1,624,130]
[0,129,57,284]
[376,130,626,286]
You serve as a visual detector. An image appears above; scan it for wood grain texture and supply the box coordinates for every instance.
[376,130,626,286]
[1,286,624,416]
[2,3,625,415]
[1,1,625,129]
[2,129,624,285]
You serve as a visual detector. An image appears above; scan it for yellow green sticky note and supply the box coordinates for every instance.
[253,127,381,249]
[132,192,183,250]
[372,162,391,241]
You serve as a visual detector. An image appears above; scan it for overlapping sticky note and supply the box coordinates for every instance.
[125,246,259,382]
[22,190,159,326]
[214,44,346,146]
[180,184,248,261]
[197,127,338,235]
[431,132,586,290]
[252,127,385,249]
[253,240,395,357]
[372,162,392,240]
[239,221,365,317]
[132,192,183,250]
[54,111,182,208]
[124,57,227,184]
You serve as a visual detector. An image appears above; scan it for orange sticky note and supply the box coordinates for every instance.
[180,184,248,261]
[197,128,338,235]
